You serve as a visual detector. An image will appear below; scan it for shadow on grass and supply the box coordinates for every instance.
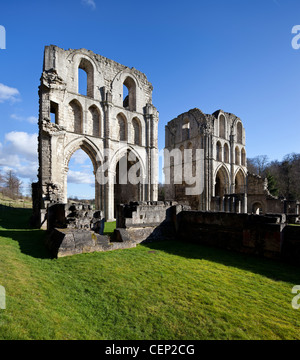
[0,207,51,259]
[2,207,300,283]
[143,239,300,285]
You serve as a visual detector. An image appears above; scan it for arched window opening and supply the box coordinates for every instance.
[237,122,243,144]
[78,68,88,96]
[224,143,229,163]
[219,115,226,138]
[123,84,129,108]
[117,113,127,142]
[50,101,59,124]
[88,106,101,137]
[241,148,246,166]
[78,58,94,98]
[123,77,136,111]
[216,141,222,162]
[67,149,95,205]
[182,118,190,141]
[235,146,240,165]
[132,118,141,146]
[69,100,83,134]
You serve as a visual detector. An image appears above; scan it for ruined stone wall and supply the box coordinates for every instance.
[114,204,300,264]
[164,108,247,212]
[176,211,285,259]
[35,45,159,228]
[115,201,187,243]
[247,173,299,215]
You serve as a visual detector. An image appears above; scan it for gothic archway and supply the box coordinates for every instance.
[214,166,230,197]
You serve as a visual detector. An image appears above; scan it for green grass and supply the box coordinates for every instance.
[103,221,116,236]
[0,207,300,340]
[0,193,32,209]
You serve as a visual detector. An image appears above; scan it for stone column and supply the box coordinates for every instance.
[106,169,115,221]
[102,92,113,220]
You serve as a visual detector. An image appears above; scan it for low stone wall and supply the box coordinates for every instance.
[46,228,138,258]
[114,201,190,243]
[44,200,300,263]
[176,211,285,259]
[281,225,300,263]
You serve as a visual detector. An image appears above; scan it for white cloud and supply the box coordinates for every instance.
[5,132,37,160]
[27,116,38,124]
[11,114,38,124]
[67,170,94,185]
[81,0,96,10]
[0,132,38,181]
[0,83,20,103]
[71,150,91,165]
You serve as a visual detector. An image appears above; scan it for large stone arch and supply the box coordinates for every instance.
[108,145,147,218]
[63,137,103,208]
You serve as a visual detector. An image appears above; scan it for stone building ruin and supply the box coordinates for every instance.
[164,108,248,213]
[31,45,300,259]
[164,108,299,216]
[32,45,159,228]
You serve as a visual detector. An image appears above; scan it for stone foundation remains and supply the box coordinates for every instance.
[44,200,300,263]
[114,203,300,264]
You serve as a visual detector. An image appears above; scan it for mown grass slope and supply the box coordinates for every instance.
[0,207,300,340]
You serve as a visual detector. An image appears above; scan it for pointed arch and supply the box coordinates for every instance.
[123,76,136,111]
[117,113,128,142]
[214,165,230,197]
[235,169,246,194]
[235,146,240,165]
[219,114,226,138]
[88,105,101,137]
[241,148,246,166]
[63,137,103,208]
[224,143,229,163]
[64,137,102,172]
[236,121,243,144]
[132,117,141,146]
[182,117,190,141]
[69,99,83,134]
[78,57,94,98]
[216,141,222,162]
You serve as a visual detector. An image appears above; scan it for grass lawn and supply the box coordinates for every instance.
[0,207,300,340]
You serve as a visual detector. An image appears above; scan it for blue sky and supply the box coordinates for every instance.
[1,0,300,198]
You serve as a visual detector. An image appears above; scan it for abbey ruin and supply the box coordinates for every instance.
[32,45,300,260]
[32,45,158,228]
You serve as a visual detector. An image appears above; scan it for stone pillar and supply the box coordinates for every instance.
[63,166,68,204]
[106,169,115,221]
[102,93,113,220]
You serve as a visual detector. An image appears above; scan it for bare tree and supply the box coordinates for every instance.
[247,155,269,177]
[3,170,22,199]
